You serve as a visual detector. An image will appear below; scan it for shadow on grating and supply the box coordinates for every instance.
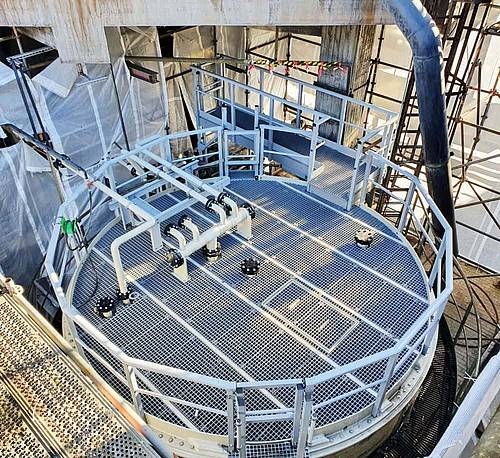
[370,319,457,458]
[228,441,309,458]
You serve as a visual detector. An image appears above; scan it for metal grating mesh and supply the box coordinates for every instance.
[73,179,430,440]
[0,294,157,457]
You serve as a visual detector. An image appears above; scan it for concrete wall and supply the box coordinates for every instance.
[0,1,393,63]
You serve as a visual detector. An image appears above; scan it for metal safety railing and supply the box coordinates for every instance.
[192,65,399,205]
[42,144,452,458]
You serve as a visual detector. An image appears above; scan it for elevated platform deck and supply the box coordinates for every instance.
[72,178,430,445]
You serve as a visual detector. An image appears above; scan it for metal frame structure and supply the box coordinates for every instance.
[192,64,398,211]
[32,70,452,457]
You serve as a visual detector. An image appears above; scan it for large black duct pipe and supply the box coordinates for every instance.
[382,0,458,253]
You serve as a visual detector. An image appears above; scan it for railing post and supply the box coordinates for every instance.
[253,104,260,129]
[423,316,439,355]
[292,382,305,446]
[230,83,236,129]
[253,105,260,177]
[259,126,265,177]
[165,137,173,163]
[218,128,224,178]
[307,414,317,446]
[236,388,246,458]
[221,106,228,129]
[359,151,373,205]
[306,114,320,189]
[372,354,398,417]
[398,181,416,233]
[123,363,145,419]
[269,98,275,149]
[347,142,363,210]
[338,98,347,145]
[259,68,264,110]
[296,386,313,458]
[428,239,446,291]
[227,390,236,453]
[296,83,303,128]
[191,69,201,130]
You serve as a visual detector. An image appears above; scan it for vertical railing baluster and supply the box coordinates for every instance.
[359,152,373,205]
[347,141,363,210]
[259,126,265,177]
[306,114,320,189]
[259,68,264,110]
[296,386,313,458]
[269,98,275,149]
[236,388,246,458]
[296,84,303,128]
[338,98,347,145]
[398,181,415,233]
[123,363,145,419]
[253,105,260,176]
[227,390,236,453]
[218,128,224,178]
[292,382,305,446]
[230,83,236,130]
[372,354,398,417]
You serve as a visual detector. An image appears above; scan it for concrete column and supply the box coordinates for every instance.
[315,25,376,146]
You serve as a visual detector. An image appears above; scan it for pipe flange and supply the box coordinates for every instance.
[205,197,217,214]
[178,215,191,229]
[241,257,260,276]
[164,223,180,238]
[116,286,133,303]
[166,248,184,268]
[95,296,117,319]
[355,228,375,248]
[242,203,256,219]
[217,193,233,216]
[202,242,222,261]
[217,192,230,204]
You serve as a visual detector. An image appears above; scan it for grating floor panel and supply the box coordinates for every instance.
[0,293,159,457]
[72,179,430,438]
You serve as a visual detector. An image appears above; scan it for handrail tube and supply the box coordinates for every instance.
[195,65,397,119]
[131,155,227,224]
[111,220,157,299]
[139,150,239,215]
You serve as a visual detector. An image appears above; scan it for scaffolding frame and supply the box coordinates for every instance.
[363,0,500,401]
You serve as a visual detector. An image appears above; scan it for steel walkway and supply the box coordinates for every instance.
[205,106,368,203]
[0,288,165,458]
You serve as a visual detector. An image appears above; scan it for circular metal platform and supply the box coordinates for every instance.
[70,179,431,447]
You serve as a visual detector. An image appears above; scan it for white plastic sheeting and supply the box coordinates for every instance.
[0,27,166,286]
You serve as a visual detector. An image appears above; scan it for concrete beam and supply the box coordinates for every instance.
[0,1,393,63]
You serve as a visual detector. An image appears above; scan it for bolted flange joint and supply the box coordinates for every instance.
[355,228,375,248]
[95,296,117,319]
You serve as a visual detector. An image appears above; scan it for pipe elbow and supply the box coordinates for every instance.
[382,0,441,60]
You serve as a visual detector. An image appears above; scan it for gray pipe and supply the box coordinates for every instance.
[382,0,457,253]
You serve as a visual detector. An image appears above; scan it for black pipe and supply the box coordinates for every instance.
[2,124,88,177]
[382,0,458,253]
[110,63,131,151]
